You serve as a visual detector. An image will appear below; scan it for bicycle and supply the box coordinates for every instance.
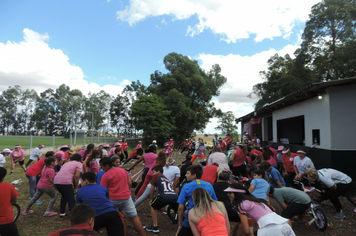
[13,203,20,222]
[125,167,145,189]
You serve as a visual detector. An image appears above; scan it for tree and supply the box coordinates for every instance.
[32,88,56,135]
[215,111,238,136]
[84,90,112,131]
[110,94,130,135]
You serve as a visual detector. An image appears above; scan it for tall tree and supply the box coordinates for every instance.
[215,111,238,136]
[85,90,112,131]
[110,94,130,135]
[32,88,56,135]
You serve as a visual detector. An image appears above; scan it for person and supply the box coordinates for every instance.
[0,148,11,167]
[242,132,249,143]
[293,149,315,181]
[25,144,44,167]
[179,139,191,155]
[225,183,295,236]
[136,140,143,150]
[54,145,71,172]
[110,147,125,162]
[54,153,82,220]
[149,140,157,148]
[189,141,196,155]
[276,145,284,174]
[0,167,20,236]
[254,135,261,146]
[108,142,121,157]
[305,168,353,218]
[229,143,247,177]
[96,158,106,185]
[111,156,121,167]
[217,138,226,153]
[48,204,99,236]
[260,161,286,188]
[163,157,180,190]
[76,172,126,236]
[269,186,311,222]
[77,146,86,157]
[262,146,277,169]
[201,162,222,186]
[212,133,220,147]
[162,143,172,157]
[145,165,179,233]
[176,165,217,236]
[191,139,206,163]
[179,154,192,184]
[168,139,175,155]
[188,188,230,236]
[100,157,146,236]
[129,148,144,160]
[122,138,129,160]
[83,150,100,174]
[208,146,229,171]
[281,147,298,187]
[248,169,270,202]
[23,156,58,216]
[224,134,232,150]
[102,144,110,157]
[10,145,26,174]
[250,148,263,166]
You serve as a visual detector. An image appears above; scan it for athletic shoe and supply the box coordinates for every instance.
[10,172,14,175]
[44,211,58,217]
[145,225,159,234]
[22,210,34,215]
[179,153,181,155]
[60,213,68,221]
[334,212,345,219]
[34,200,43,205]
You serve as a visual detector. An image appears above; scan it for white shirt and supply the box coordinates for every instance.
[0,154,6,167]
[29,147,44,161]
[208,152,230,171]
[163,165,180,183]
[293,156,315,174]
[317,168,352,188]
[102,149,108,157]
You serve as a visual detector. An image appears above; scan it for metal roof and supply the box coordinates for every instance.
[236,77,356,122]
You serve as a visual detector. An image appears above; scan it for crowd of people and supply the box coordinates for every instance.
[0,135,354,236]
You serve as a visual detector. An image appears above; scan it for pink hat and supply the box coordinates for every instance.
[224,187,246,193]
[296,150,306,154]
[282,148,290,154]
[114,142,122,147]
[103,144,110,148]
[277,145,284,151]
[54,152,62,158]
[61,145,70,149]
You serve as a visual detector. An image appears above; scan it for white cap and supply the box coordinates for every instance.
[153,140,157,143]
[2,148,11,153]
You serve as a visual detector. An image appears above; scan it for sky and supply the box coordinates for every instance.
[0,0,321,133]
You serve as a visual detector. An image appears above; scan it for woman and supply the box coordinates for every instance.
[208,146,229,171]
[83,150,100,174]
[225,183,295,236]
[82,143,95,161]
[229,143,247,177]
[262,146,277,169]
[10,145,26,174]
[293,149,315,181]
[188,188,230,236]
[53,154,82,220]
[122,138,129,160]
[305,168,353,218]
[281,147,298,187]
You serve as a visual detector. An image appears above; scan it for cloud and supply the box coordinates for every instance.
[0,28,126,97]
[116,0,320,42]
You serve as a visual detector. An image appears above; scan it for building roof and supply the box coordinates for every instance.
[236,77,356,122]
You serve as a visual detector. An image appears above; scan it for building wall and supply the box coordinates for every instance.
[328,84,356,150]
[272,93,331,149]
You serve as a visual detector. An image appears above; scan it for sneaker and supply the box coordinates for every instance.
[334,212,345,219]
[179,153,181,155]
[60,213,68,221]
[22,210,34,215]
[145,225,159,234]
[34,200,43,205]
[10,172,14,175]
[44,211,58,217]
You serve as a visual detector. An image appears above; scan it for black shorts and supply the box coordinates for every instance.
[0,222,20,236]
[14,160,25,165]
[281,202,311,219]
[150,197,177,210]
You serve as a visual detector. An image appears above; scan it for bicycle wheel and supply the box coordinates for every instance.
[314,208,328,231]
[346,182,356,206]
[12,204,20,222]
[166,205,178,224]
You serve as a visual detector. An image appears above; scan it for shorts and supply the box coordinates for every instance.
[13,160,24,165]
[111,197,137,218]
[281,202,311,219]
[150,197,178,210]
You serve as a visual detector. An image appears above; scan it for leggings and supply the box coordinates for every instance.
[190,154,204,163]
[25,188,57,212]
[136,175,153,200]
[134,183,151,207]
[26,175,40,198]
[320,182,353,212]
[54,184,75,214]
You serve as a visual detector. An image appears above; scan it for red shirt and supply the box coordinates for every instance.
[282,153,298,173]
[101,167,131,200]
[217,141,226,153]
[201,165,218,185]
[250,150,263,159]
[184,141,191,147]
[0,183,19,225]
[270,147,277,158]
[122,142,128,151]
[233,149,245,167]
[26,158,46,176]
[225,136,232,143]
[168,141,174,147]
[246,156,255,168]
[48,223,99,236]
[129,149,137,158]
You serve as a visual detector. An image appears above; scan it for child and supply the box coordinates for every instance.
[23,157,58,216]
[145,165,179,233]
[96,158,106,185]
[248,169,270,202]
[83,150,100,174]
[111,156,121,168]
[260,161,285,188]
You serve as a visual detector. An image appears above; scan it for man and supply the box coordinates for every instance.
[25,144,45,168]
[48,204,98,236]
[269,186,311,223]
[179,139,191,155]
[76,172,126,236]
[100,157,146,236]
[212,133,220,146]
[176,165,217,236]
[0,167,20,236]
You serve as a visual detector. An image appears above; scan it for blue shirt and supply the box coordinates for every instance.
[250,178,270,201]
[76,184,117,217]
[96,171,105,185]
[177,179,217,228]
[266,167,286,188]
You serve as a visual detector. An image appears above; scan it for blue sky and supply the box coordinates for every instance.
[0,0,321,133]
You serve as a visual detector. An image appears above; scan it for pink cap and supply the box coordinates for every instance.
[277,145,284,151]
[54,152,62,158]
[224,187,246,193]
[282,148,290,154]
[103,144,110,148]
[114,142,122,147]
[61,145,69,149]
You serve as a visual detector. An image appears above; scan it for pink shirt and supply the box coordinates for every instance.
[78,150,85,157]
[267,156,277,166]
[101,167,131,200]
[270,148,277,158]
[11,149,25,162]
[143,152,158,169]
[108,147,116,157]
[37,167,55,189]
[136,144,142,149]
[26,158,46,176]
[86,161,99,174]
[54,161,82,185]
[237,200,273,222]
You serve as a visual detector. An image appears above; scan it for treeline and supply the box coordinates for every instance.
[1,53,227,143]
[250,0,356,109]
